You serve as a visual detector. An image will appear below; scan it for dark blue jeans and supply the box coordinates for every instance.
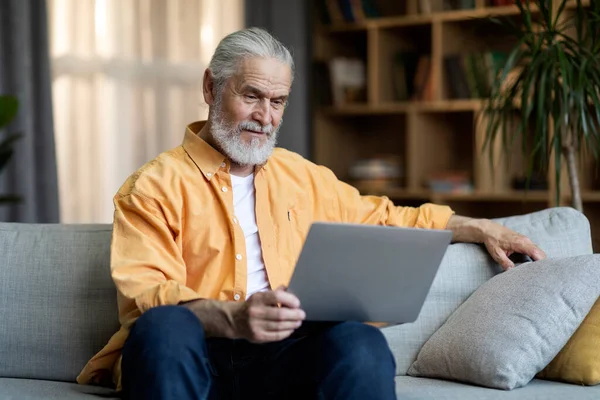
[121,306,397,400]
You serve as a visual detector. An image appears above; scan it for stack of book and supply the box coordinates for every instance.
[428,170,474,193]
[348,156,404,191]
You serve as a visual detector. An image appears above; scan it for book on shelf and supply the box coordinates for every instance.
[444,51,508,100]
[418,0,475,14]
[328,57,367,106]
[418,0,445,13]
[312,58,366,106]
[318,0,381,24]
[512,174,549,191]
[392,52,434,102]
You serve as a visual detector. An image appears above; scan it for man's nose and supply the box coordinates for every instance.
[252,99,271,127]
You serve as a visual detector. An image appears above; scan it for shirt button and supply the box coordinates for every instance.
[206,172,212,178]
[233,293,241,301]
[221,186,228,192]
[221,162,226,168]
[235,254,242,260]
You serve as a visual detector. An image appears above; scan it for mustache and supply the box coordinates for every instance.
[238,120,274,135]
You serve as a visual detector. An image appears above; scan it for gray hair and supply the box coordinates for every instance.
[207,27,294,97]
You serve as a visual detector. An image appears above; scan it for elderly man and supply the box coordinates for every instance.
[77,28,545,400]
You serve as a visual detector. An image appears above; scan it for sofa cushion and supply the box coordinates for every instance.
[538,297,600,385]
[407,254,600,390]
[0,378,119,400]
[395,377,600,400]
[0,223,119,382]
[382,207,593,375]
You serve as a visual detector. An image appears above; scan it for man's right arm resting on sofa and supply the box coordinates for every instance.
[112,191,305,345]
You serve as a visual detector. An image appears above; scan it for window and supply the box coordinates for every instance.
[48,0,244,222]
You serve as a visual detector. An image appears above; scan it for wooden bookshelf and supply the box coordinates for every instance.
[310,0,600,251]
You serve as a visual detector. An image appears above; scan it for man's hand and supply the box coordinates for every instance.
[231,287,306,343]
[446,215,546,271]
[181,287,305,343]
[479,221,547,270]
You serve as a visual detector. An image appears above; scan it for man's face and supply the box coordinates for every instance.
[209,57,292,166]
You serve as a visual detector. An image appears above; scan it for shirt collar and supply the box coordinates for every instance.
[182,120,269,179]
[182,121,228,180]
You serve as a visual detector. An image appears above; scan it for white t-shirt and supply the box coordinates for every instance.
[230,173,270,299]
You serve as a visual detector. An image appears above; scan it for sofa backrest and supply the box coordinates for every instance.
[0,223,118,382]
[382,207,594,376]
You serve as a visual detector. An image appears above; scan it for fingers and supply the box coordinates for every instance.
[487,234,546,271]
[245,303,304,343]
[248,329,296,343]
[262,319,303,332]
[248,303,306,322]
[492,246,515,271]
[482,225,546,271]
[256,288,302,309]
[241,289,306,343]
[511,236,547,261]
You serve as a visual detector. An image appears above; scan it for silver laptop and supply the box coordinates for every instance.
[287,222,452,324]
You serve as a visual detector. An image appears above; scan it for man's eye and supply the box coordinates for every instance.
[245,94,258,100]
[272,100,284,106]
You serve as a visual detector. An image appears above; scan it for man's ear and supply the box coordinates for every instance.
[202,68,215,106]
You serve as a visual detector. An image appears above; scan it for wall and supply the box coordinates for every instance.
[245,0,311,159]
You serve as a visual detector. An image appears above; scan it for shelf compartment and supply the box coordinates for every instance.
[313,29,369,108]
[407,111,475,193]
[314,29,368,61]
[375,24,432,104]
[474,111,550,196]
[440,16,521,102]
[313,114,408,188]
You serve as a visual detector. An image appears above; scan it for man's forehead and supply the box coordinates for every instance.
[235,57,292,88]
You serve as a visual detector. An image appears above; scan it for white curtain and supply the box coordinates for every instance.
[47,0,244,223]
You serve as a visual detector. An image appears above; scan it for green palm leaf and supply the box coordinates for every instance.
[481,0,600,211]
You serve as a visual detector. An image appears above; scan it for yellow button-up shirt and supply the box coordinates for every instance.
[77,121,454,390]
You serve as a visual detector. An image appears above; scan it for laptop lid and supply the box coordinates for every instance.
[287,222,452,324]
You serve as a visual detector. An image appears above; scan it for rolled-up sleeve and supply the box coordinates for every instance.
[111,192,202,314]
[386,200,454,230]
[316,165,454,230]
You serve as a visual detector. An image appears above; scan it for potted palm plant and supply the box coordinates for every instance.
[0,95,22,203]
[482,0,600,212]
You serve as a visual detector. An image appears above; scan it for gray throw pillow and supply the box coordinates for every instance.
[407,254,600,390]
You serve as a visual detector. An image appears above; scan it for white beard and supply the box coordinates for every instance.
[209,99,280,167]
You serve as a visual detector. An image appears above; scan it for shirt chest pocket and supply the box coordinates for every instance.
[285,199,311,261]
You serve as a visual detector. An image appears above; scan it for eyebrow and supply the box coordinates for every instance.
[243,85,288,101]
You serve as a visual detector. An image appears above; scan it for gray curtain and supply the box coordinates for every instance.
[0,0,59,222]
[245,0,311,159]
